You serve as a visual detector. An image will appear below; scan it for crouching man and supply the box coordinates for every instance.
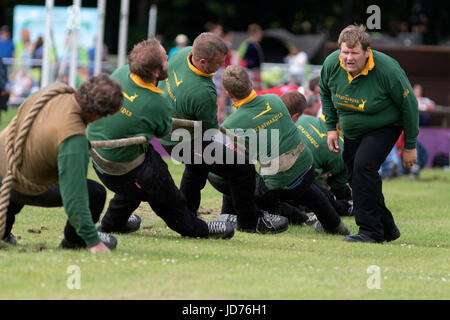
[0,74,123,253]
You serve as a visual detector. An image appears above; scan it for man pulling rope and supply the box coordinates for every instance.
[0,74,123,253]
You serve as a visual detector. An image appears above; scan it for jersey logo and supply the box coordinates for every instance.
[173,71,183,87]
[253,102,272,119]
[309,124,327,138]
[123,92,138,102]
[336,99,366,111]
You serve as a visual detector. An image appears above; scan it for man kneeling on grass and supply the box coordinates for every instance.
[0,74,123,253]
[219,65,350,236]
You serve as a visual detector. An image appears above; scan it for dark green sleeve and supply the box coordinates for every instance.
[58,135,100,247]
[194,90,218,130]
[319,62,338,132]
[389,69,419,149]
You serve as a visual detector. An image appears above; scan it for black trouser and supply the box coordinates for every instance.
[315,183,351,216]
[330,184,352,201]
[164,139,261,228]
[4,180,106,246]
[209,167,341,230]
[265,167,342,230]
[95,143,209,238]
[343,125,402,241]
[207,173,309,224]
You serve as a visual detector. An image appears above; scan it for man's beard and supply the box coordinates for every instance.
[158,69,168,82]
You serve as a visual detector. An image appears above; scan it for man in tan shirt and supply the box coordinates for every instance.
[0,74,123,253]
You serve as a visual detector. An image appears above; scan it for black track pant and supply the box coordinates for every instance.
[4,180,106,246]
[95,143,209,238]
[164,139,262,228]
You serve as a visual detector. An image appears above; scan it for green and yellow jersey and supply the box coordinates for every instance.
[87,65,172,163]
[295,115,347,189]
[319,49,419,149]
[222,91,313,190]
[158,47,218,146]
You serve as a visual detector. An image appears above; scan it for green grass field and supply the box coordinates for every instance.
[0,108,448,300]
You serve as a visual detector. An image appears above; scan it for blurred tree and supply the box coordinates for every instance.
[0,0,448,61]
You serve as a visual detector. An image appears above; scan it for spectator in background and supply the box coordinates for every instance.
[168,34,189,60]
[304,94,321,117]
[237,23,264,91]
[307,76,322,116]
[88,38,109,76]
[285,45,308,86]
[31,36,43,60]
[205,22,235,123]
[0,25,15,59]
[0,57,10,116]
[413,83,435,126]
[15,28,33,70]
[8,67,33,105]
[204,22,223,37]
[413,84,436,111]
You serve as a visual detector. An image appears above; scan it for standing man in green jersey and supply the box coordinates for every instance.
[320,25,419,243]
[87,39,234,240]
[0,74,123,253]
[220,65,350,235]
[159,32,288,234]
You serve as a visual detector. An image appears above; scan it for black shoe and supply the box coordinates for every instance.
[238,212,289,234]
[59,232,118,250]
[346,200,354,216]
[2,233,17,245]
[217,214,237,228]
[314,220,350,235]
[344,233,382,243]
[97,214,141,234]
[97,232,118,249]
[384,225,401,242]
[278,202,309,225]
[206,221,235,239]
[303,213,318,226]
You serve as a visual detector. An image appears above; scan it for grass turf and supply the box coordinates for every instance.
[0,107,448,299]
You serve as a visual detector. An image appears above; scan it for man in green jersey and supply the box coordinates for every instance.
[159,32,288,234]
[88,39,234,239]
[280,90,353,217]
[320,25,419,243]
[220,65,350,235]
[0,74,122,253]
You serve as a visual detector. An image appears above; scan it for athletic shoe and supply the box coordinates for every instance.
[217,214,237,228]
[344,233,382,243]
[314,220,350,235]
[238,212,289,234]
[303,213,318,226]
[2,233,17,245]
[206,221,235,239]
[59,232,118,250]
[97,214,141,234]
[384,225,401,242]
[347,200,354,216]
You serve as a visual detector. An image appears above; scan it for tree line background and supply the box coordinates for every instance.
[1,0,449,62]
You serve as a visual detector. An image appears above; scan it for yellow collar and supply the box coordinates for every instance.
[232,90,257,109]
[130,73,164,93]
[187,52,215,78]
[339,49,375,84]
